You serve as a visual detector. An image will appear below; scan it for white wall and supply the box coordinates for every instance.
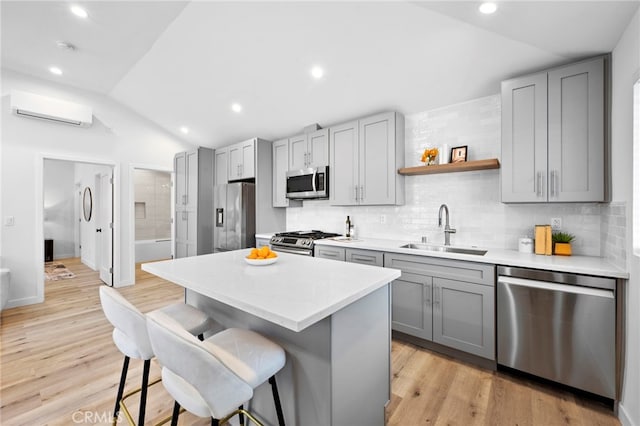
[611,8,640,426]
[0,70,196,307]
[288,95,603,256]
[43,159,76,260]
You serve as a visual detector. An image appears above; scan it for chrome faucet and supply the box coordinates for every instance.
[438,204,456,246]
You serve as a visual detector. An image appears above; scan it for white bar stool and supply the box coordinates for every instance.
[146,310,286,426]
[99,286,215,425]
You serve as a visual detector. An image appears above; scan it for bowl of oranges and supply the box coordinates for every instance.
[245,246,278,266]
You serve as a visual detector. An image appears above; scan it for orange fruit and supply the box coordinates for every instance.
[267,252,277,258]
[259,246,270,258]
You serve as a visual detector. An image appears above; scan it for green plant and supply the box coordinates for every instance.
[552,231,575,244]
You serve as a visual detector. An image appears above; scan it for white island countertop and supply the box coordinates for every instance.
[314,237,629,279]
[142,249,401,332]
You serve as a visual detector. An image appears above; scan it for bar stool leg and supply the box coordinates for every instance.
[211,418,219,426]
[138,359,151,426]
[268,376,285,426]
[238,405,244,426]
[170,401,181,426]
[113,356,130,423]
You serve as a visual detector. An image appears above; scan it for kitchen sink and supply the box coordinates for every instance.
[400,243,487,256]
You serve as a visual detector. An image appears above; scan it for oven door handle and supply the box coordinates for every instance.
[271,246,313,256]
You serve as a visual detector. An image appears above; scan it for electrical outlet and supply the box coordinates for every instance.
[551,217,562,230]
[4,216,14,226]
[380,215,386,224]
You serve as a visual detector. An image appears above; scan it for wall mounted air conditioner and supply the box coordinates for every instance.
[10,90,93,127]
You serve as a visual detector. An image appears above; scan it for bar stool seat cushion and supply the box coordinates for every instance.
[156,302,213,337]
[203,328,286,388]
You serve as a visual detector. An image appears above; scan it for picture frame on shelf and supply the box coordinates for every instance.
[450,145,468,163]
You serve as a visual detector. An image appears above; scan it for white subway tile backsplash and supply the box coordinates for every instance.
[287,94,621,259]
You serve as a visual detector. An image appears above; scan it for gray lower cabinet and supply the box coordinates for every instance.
[345,248,384,266]
[314,246,346,261]
[384,253,496,360]
[391,272,433,340]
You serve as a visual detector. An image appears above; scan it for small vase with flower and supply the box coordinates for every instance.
[421,147,439,166]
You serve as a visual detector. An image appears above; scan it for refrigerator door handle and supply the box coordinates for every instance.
[216,208,224,227]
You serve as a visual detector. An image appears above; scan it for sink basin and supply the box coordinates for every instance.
[400,243,487,256]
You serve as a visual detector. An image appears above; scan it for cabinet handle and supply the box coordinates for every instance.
[354,185,358,202]
[182,211,187,220]
[360,185,364,202]
[536,172,541,197]
[182,195,187,205]
[425,283,432,305]
[550,170,555,198]
[434,285,440,307]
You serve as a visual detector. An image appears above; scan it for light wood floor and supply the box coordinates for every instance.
[0,258,619,426]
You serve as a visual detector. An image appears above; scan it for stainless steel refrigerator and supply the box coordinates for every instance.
[213,183,256,252]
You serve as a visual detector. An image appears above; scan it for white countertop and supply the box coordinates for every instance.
[142,249,401,332]
[314,237,629,279]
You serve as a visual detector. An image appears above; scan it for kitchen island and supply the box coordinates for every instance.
[143,249,401,426]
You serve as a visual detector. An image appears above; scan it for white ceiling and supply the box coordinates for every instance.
[2,1,638,148]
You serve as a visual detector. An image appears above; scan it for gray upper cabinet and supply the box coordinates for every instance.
[289,128,329,170]
[272,138,290,208]
[330,111,405,206]
[501,56,606,203]
[228,138,256,181]
[214,147,228,185]
[548,58,605,202]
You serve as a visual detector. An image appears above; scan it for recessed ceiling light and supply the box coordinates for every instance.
[56,41,77,51]
[70,5,88,19]
[310,66,324,79]
[180,126,189,134]
[231,103,243,113]
[49,66,63,76]
[479,2,497,14]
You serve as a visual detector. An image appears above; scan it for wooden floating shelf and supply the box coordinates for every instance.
[398,158,500,176]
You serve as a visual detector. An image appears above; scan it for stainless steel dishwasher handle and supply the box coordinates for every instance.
[497,276,614,298]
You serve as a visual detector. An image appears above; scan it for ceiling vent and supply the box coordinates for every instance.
[10,90,93,127]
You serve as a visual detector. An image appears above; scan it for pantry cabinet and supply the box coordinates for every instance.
[330,111,405,206]
[384,253,495,360]
[174,148,214,258]
[289,128,329,170]
[228,138,255,181]
[501,55,606,203]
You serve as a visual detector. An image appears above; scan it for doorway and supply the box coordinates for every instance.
[41,158,115,294]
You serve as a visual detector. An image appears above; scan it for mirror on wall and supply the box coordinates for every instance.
[83,187,92,222]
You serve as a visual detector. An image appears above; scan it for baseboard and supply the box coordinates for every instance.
[115,279,134,288]
[4,295,44,309]
[53,253,75,261]
[619,402,637,426]
[81,259,96,271]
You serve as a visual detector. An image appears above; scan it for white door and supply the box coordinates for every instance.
[98,172,113,285]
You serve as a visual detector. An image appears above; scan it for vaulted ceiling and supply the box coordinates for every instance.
[2,1,638,148]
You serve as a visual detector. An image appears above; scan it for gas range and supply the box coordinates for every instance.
[270,230,341,256]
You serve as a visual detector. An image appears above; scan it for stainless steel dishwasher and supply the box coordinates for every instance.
[497,266,616,399]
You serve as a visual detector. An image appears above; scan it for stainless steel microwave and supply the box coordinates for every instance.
[286,166,329,199]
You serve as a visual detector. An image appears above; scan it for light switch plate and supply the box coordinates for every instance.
[380,215,386,224]
[551,217,562,230]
